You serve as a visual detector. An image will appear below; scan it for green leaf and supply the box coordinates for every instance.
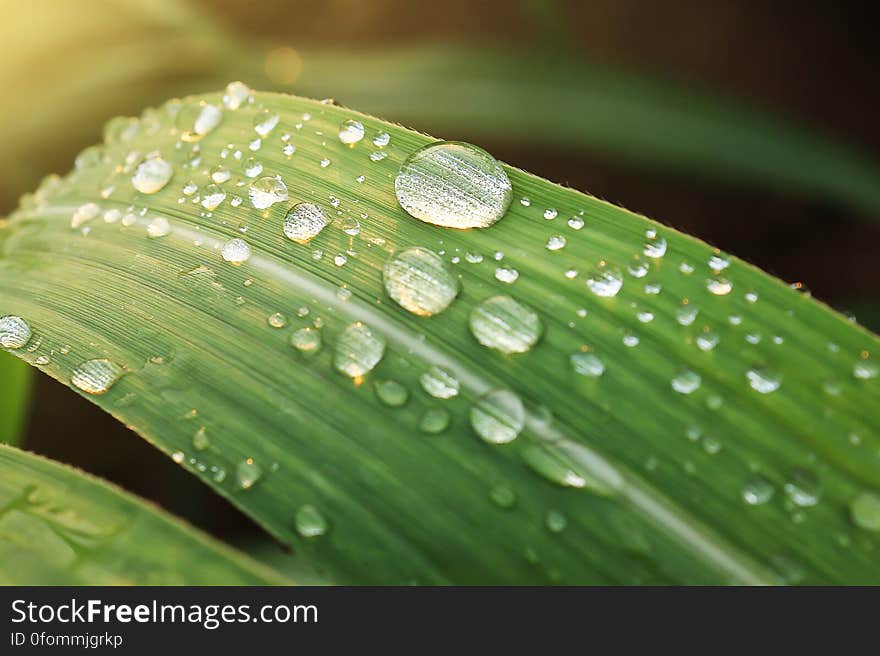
[0,444,286,584]
[0,352,31,445]
[1,88,878,584]
[292,45,880,215]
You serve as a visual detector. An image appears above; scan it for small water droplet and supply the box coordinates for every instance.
[706,278,733,296]
[295,504,329,537]
[333,322,386,378]
[146,216,171,238]
[71,202,100,228]
[372,132,390,148]
[132,155,173,194]
[338,119,365,145]
[253,109,280,137]
[586,268,623,297]
[267,312,287,329]
[545,510,567,533]
[375,379,409,407]
[570,352,605,377]
[850,492,880,531]
[470,389,524,444]
[341,217,360,235]
[469,295,543,354]
[221,238,251,264]
[394,141,513,229]
[420,408,451,434]
[742,476,775,506]
[490,484,516,508]
[0,316,31,349]
[494,266,519,284]
[546,235,566,251]
[676,304,698,326]
[643,235,667,258]
[283,202,328,243]
[236,458,262,490]
[419,366,460,399]
[853,356,878,380]
[177,102,222,141]
[709,254,730,272]
[248,176,288,209]
[671,369,701,394]
[291,327,322,354]
[696,331,720,352]
[543,208,558,220]
[222,81,252,110]
[746,367,781,394]
[200,184,226,210]
[71,359,123,395]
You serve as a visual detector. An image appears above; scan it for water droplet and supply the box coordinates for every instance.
[627,260,649,278]
[341,217,360,236]
[420,408,451,434]
[283,203,328,243]
[850,492,880,531]
[546,235,566,251]
[146,216,171,238]
[742,476,775,505]
[372,132,390,148]
[784,468,821,507]
[236,458,262,490]
[291,327,322,354]
[295,505,329,537]
[267,312,287,328]
[394,141,513,229]
[243,157,263,178]
[494,266,519,284]
[71,202,100,228]
[671,369,701,394]
[469,295,543,354]
[637,310,654,323]
[707,278,733,296]
[370,151,388,162]
[853,356,878,380]
[490,484,516,508]
[35,355,50,366]
[333,322,386,378]
[696,331,720,352]
[222,81,252,110]
[746,367,781,394]
[545,510,567,533]
[676,304,698,326]
[520,445,591,490]
[622,334,640,348]
[221,238,251,264]
[132,155,173,194]
[643,235,667,258]
[383,247,460,316]
[172,451,185,464]
[71,359,123,395]
[178,102,222,141]
[249,176,288,209]
[191,426,210,451]
[586,268,623,297]
[419,366,460,399]
[543,208,558,220]
[375,379,409,407]
[470,389,524,444]
[200,184,226,210]
[567,216,584,230]
[338,119,365,145]
[0,316,31,349]
[570,348,606,378]
[253,109,279,137]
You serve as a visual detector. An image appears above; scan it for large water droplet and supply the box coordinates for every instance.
[283,203,328,243]
[249,176,288,209]
[394,141,513,229]
[470,389,524,444]
[71,359,123,395]
[221,238,251,264]
[334,322,386,377]
[850,492,880,531]
[0,316,31,349]
[419,366,460,399]
[295,505,329,537]
[383,247,460,316]
[132,155,173,194]
[469,295,543,354]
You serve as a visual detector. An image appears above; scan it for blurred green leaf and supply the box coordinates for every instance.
[0,352,31,445]
[0,444,287,584]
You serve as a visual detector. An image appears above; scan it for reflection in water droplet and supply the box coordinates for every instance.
[132,155,173,194]
[570,352,604,377]
[470,389,524,444]
[221,238,251,264]
[587,268,623,297]
[338,119,365,145]
[375,379,409,407]
[671,369,701,394]
[0,316,31,349]
[850,492,880,531]
[643,236,667,258]
[394,141,513,229]
[706,278,733,296]
[742,476,774,505]
[469,295,542,354]
[249,176,288,209]
[746,367,781,394]
[267,312,287,329]
[383,247,460,316]
[420,408,451,434]
[784,468,821,507]
[333,323,386,377]
[283,203,328,243]
[419,366,460,399]
[236,458,262,490]
[295,505,329,537]
[71,359,123,395]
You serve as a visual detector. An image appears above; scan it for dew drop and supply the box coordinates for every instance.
[338,119,365,145]
[71,359,123,395]
[696,331,720,352]
[146,216,171,238]
[333,322,386,378]
[742,476,775,506]
[383,247,460,316]
[283,203,328,243]
[222,81,252,110]
[676,304,698,326]
[707,278,733,296]
[394,141,513,229]
[586,268,623,297]
[295,505,329,537]
[243,157,263,178]
[570,352,604,378]
[291,327,322,354]
[71,202,100,228]
[671,369,701,394]
[236,458,262,490]
[546,235,566,251]
[253,109,280,137]
[221,238,251,264]
[545,510,567,533]
[494,266,519,284]
[200,184,226,210]
[784,468,821,507]
[419,408,451,434]
[469,295,543,354]
[267,312,287,329]
[192,426,210,451]
[375,379,409,407]
[853,357,878,380]
[850,492,880,531]
[567,216,584,230]
[746,367,781,394]
[643,235,667,258]
[470,389,524,445]
[419,366,460,399]
[543,208,558,220]
[248,176,288,209]
[178,102,222,141]
[132,155,173,194]
[490,484,516,508]
[0,316,31,349]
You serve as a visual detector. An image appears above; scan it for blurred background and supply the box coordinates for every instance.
[2,0,878,549]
